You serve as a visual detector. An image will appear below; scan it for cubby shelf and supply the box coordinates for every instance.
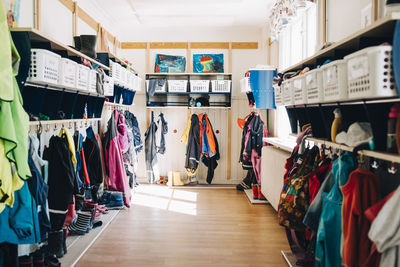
[11,27,110,71]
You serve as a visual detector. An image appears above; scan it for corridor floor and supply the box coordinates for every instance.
[76,186,290,267]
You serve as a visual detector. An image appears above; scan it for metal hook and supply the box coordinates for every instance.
[45,124,50,132]
[388,162,397,174]
[54,123,57,130]
[371,159,379,169]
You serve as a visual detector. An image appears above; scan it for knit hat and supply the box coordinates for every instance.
[336,122,373,147]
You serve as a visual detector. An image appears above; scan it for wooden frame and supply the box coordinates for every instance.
[121,42,259,50]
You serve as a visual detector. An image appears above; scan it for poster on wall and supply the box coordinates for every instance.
[154,54,186,73]
[193,54,224,73]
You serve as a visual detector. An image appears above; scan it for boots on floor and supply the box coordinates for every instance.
[32,250,44,267]
[47,230,64,258]
[62,227,67,256]
[68,210,92,235]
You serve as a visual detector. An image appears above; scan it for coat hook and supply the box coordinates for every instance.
[388,162,397,174]
[54,123,57,130]
[45,124,50,132]
[371,159,379,169]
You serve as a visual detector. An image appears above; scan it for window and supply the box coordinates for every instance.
[276,3,317,137]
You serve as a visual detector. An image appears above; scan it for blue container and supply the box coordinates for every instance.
[249,68,277,109]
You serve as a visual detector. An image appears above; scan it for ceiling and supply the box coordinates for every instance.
[77,0,274,36]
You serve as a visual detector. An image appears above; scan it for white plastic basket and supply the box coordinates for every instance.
[274,84,283,106]
[282,79,293,106]
[88,69,97,93]
[110,61,121,85]
[120,67,128,88]
[211,80,231,93]
[190,80,210,93]
[305,68,324,104]
[321,60,348,102]
[146,80,167,93]
[134,76,142,91]
[240,77,251,93]
[58,58,77,89]
[76,64,90,91]
[28,49,60,85]
[345,45,398,99]
[292,75,307,105]
[168,80,188,92]
[103,75,114,96]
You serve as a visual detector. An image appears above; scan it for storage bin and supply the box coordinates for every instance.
[28,49,61,85]
[146,80,167,93]
[249,68,276,109]
[282,79,293,106]
[110,61,121,85]
[321,60,348,102]
[292,75,307,105]
[211,80,231,93]
[103,75,114,96]
[120,67,128,88]
[76,64,90,91]
[240,77,251,93]
[134,75,142,91]
[58,58,77,89]
[88,69,97,93]
[168,80,188,92]
[345,45,398,99]
[190,80,210,93]
[274,84,283,106]
[305,68,324,104]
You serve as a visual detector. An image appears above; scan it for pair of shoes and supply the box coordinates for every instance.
[252,184,267,200]
[46,228,67,258]
[258,185,267,201]
[68,211,92,235]
[100,191,124,209]
[32,250,45,267]
[44,255,60,267]
[236,181,250,191]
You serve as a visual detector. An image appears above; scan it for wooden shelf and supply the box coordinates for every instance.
[146,106,231,110]
[263,137,297,152]
[151,91,231,95]
[29,118,100,126]
[25,81,104,97]
[281,12,400,73]
[11,27,110,71]
[286,96,400,108]
[146,73,232,76]
[104,102,133,109]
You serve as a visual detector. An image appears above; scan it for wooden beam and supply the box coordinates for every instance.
[372,0,379,21]
[121,42,148,49]
[35,0,41,30]
[227,109,231,180]
[232,42,258,49]
[322,0,327,44]
[190,42,230,49]
[77,6,98,31]
[73,2,78,36]
[150,42,188,49]
[58,0,74,12]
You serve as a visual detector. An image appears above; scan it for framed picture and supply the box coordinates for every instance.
[193,54,224,73]
[154,54,186,73]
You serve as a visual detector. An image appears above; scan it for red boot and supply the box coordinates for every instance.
[258,185,266,201]
[252,184,259,199]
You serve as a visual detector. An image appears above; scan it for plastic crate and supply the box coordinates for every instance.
[211,80,231,93]
[292,75,307,105]
[282,79,293,106]
[88,69,97,93]
[190,80,210,92]
[103,75,114,96]
[76,64,90,91]
[58,58,77,89]
[28,49,60,85]
[134,75,142,91]
[120,67,128,88]
[110,61,121,85]
[240,77,251,93]
[345,45,398,99]
[168,80,188,92]
[321,60,348,102]
[146,80,167,93]
[274,84,283,106]
[305,68,324,104]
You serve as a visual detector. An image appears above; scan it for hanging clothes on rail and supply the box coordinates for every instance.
[145,112,160,184]
[103,110,131,207]
[185,114,201,171]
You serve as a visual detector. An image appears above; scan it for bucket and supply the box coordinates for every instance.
[249,68,277,109]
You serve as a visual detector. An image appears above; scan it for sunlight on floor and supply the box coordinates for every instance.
[131,185,198,216]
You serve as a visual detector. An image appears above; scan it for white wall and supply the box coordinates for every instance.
[119,26,268,184]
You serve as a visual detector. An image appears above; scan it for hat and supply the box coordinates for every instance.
[336,122,373,147]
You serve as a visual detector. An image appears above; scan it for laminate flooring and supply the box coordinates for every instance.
[76,185,290,267]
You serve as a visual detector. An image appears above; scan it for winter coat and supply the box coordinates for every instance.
[199,114,220,184]
[145,117,160,184]
[156,113,168,154]
[239,113,255,170]
[185,114,201,171]
[124,111,143,153]
[103,111,131,207]
[83,127,103,185]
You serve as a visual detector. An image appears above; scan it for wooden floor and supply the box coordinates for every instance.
[76,185,290,267]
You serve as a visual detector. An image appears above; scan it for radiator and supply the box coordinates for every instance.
[261,146,290,211]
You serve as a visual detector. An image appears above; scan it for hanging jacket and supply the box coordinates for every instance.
[145,114,160,184]
[83,127,103,185]
[185,114,201,171]
[95,133,108,187]
[199,114,220,184]
[103,110,131,207]
[239,113,255,170]
[245,114,266,156]
[124,111,143,153]
[117,114,130,154]
[180,113,191,144]
[156,113,168,154]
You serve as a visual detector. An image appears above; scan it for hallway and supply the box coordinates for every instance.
[76,186,289,267]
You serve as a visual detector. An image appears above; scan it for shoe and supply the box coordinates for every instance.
[258,185,267,201]
[73,36,81,51]
[47,230,64,258]
[62,227,67,256]
[19,255,33,267]
[236,181,250,191]
[32,250,44,267]
[68,211,92,235]
[44,255,60,267]
[102,191,124,209]
[79,35,97,59]
[252,184,259,199]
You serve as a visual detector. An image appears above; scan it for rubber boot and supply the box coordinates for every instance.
[62,227,67,256]
[252,184,259,199]
[80,35,97,59]
[73,36,81,51]
[18,255,33,267]
[32,250,44,267]
[47,230,64,258]
[258,185,267,201]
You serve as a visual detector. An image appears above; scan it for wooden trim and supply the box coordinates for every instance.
[73,2,78,36]
[35,0,40,30]
[322,0,327,44]
[77,6,98,31]
[190,42,229,49]
[121,42,148,49]
[146,42,150,73]
[231,42,258,49]
[228,42,232,73]
[150,42,188,49]
[227,109,231,180]
[187,42,191,73]
[58,0,74,12]
[372,0,379,21]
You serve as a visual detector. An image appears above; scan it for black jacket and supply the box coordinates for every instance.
[83,127,103,185]
[185,114,201,171]
[239,113,255,170]
[201,116,220,184]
